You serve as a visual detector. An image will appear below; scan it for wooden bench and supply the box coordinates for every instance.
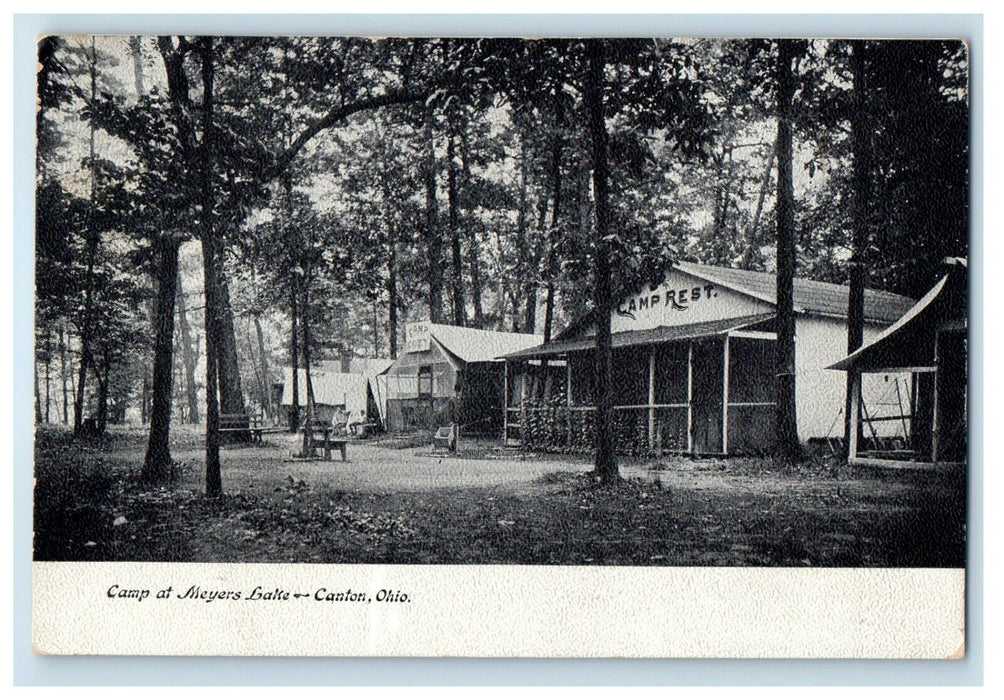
[220,413,288,444]
[303,421,348,462]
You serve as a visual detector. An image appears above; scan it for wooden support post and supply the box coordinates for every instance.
[566,356,573,451]
[932,332,940,464]
[847,371,861,461]
[648,346,656,452]
[686,341,694,454]
[323,426,332,461]
[520,361,528,448]
[910,372,918,451]
[722,335,730,455]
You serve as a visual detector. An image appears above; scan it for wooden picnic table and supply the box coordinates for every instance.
[304,421,348,462]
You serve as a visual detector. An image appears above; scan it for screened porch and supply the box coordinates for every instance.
[503,315,777,456]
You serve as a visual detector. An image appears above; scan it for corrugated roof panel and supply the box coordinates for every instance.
[676,261,915,324]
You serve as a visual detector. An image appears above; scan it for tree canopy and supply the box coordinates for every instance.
[35,36,968,488]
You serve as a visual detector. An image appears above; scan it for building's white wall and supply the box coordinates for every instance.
[795,316,908,440]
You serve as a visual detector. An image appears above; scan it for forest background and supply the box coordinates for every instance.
[33,35,968,489]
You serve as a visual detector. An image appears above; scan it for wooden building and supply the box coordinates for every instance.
[503,261,916,456]
[829,258,967,467]
[384,322,542,435]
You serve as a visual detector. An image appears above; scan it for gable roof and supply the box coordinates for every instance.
[676,261,915,324]
[347,357,394,376]
[428,323,543,363]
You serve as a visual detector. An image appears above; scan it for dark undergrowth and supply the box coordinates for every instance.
[33,425,966,567]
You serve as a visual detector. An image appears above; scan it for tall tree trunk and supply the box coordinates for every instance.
[447,131,466,326]
[60,323,68,424]
[34,352,42,424]
[525,173,547,335]
[423,109,443,323]
[246,319,265,421]
[74,37,99,435]
[299,278,318,457]
[131,35,156,430]
[142,235,180,481]
[578,165,592,241]
[513,133,530,335]
[542,117,563,345]
[215,271,246,419]
[196,37,223,496]
[176,277,200,423]
[377,151,399,358]
[44,330,52,422]
[584,39,619,483]
[128,35,145,100]
[254,314,272,421]
[460,127,484,327]
[747,142,776,244]
[289,282,300,431]
[541,101,564,396]
[712,153,729,241]
[774,39,803,463]
[523,287,538,334]
[508,290,521,333]
[96,346,111,434]
[69,354,77,425]
[387,244,399,359]
[844,40,872,459]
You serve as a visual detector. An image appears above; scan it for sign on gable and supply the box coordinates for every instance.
[610,269,772,333]
[405,321,431,353]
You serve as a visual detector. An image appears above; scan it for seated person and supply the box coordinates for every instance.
[331,408,349,433]
[347,410,366,436]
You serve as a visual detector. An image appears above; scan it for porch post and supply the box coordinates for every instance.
[503,360,509,443]
[686,341,694,453]
[566,356,573,451]
[648,346,656,452]
[520,361,528,448]
[932,332,940,464]
[847,371,861,461]
[722,335,730,455]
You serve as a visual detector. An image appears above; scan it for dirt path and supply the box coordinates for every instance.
[105,433,922,507]
[106,433,598,493]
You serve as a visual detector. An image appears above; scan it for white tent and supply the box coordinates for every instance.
[281,368,370,418]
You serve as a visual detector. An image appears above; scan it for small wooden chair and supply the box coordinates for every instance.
[432,424,459,454]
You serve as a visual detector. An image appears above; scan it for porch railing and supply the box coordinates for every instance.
[507,404,688,455]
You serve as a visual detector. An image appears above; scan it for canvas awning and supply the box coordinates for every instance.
[502,313,776,360]
[828,262,967,373]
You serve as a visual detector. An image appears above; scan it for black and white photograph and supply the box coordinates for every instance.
[29,33,970,657]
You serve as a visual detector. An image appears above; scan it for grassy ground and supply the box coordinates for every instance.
[32,424,966,566]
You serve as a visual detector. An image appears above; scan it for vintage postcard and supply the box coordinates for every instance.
[31,34,968,658]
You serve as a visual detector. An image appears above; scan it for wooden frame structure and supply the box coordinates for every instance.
[830,258,967,469]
